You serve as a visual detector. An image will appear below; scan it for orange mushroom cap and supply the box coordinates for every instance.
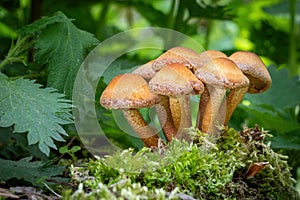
[195,57,249,89]
[149,63,204,96]
[229,51,272,94]
[100,74,159,109]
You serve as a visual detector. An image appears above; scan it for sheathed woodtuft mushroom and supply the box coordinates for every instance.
[221,51,272,125]
[100,74,160,147]
[195,57,248,134]
[149,63,204,141]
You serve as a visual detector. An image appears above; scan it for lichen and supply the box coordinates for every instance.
[63,126,300,200]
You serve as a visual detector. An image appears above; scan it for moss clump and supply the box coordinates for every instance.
[64,126,300,200]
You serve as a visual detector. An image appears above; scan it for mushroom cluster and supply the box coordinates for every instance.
[100,47,272,148]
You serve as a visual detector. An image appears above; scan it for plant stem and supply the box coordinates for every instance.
[167,0,176,29]
[204,20,212,50]
[0,36,31,71]
[10,73,44,80]
[174,0,185,31]
[96,0,110,40]
[0,56,9,71]
[289,0,298,76]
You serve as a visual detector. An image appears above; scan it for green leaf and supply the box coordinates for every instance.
[18,11,67,36]
[240,104,300,134]
[70,145,81,153]
[0,157,65,186]
[0,127,48,160]
[244,66,300,112]
[59,145,80,154]
[33,12,99,97]
[271,132,300,149]
[0,77,73,156]
[59,146,69,154]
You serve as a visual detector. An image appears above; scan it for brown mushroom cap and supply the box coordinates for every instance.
[100,74,160,109]
[132,60,156,81]
[195,57,249,89]
[149,63,204,96]
[229,51,272,93]
[152,46,203,71]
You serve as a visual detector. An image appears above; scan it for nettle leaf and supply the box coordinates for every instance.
[0,157,65,186]
[18,11,67,36]
[34,12,99,97]
[0,76,73,156]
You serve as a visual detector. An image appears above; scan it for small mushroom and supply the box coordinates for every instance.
[100,74,160,147]
[195,57,248,134]
[132,60,177,141]
[151,46,204,135]
[149,63,204,141]
[222,51,272,125]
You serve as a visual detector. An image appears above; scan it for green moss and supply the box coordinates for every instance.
[64,126,300,200]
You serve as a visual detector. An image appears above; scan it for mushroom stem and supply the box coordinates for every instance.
[169,97,181,131]
[222,86,249,125]
[170,96,192,131]
[122,108,159,147]
[197,86,226,134]
[173,95,193,141]
[155,95,177,142]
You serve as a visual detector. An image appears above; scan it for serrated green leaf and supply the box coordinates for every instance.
[0,157,65,186]
[244,66,300,112]
[18,11,67,36]
[0,78,73,156]
[0,72,8,79]
[34,12,99,97]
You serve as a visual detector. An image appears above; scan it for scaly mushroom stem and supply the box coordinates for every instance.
[156,95,177,142]
[222,86,249,125]
[169,96,192,131]
[122,109,159,147]
[169,97,181,130]
[173,95,193,141]
[197,86,226,134]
